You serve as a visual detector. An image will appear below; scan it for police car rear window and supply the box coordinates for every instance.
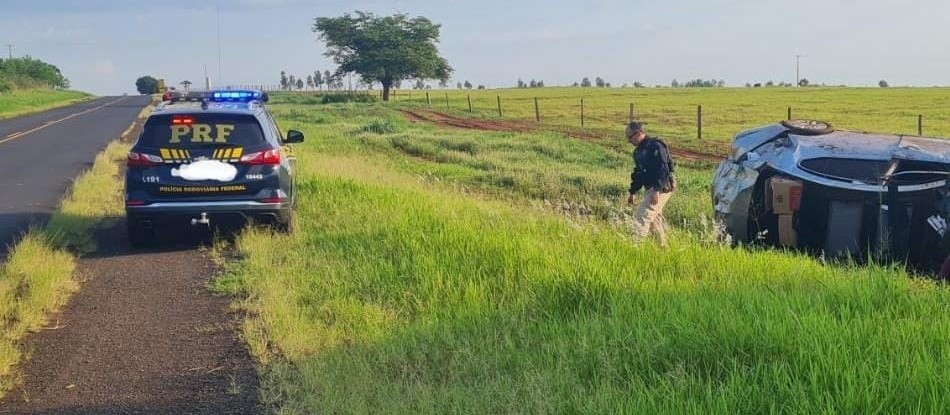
[138,114,265,148]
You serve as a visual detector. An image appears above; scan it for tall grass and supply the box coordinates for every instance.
[0,235,75,389]
[269,103,714,234]
[0,89,91,119]
[46,141,129,254]
[219,102,950,414]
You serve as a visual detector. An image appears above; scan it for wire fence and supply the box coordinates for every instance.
[391,91,944,144]
[248,86,950,144]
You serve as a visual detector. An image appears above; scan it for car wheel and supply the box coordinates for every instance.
[275,212,295,234]
[781,119,834,136]
[127,221,156,247]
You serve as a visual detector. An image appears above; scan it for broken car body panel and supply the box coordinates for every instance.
[713,121,950,274]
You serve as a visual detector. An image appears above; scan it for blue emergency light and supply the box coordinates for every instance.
[209,90,267,103]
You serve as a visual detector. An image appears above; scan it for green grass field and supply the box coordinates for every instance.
[217,97,950,414]
[385,86,950,154]
[0,89,91,119]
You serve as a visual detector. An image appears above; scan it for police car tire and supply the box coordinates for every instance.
[275,212,294,234]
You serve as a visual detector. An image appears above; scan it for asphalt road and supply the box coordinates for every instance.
[0,95,150,251]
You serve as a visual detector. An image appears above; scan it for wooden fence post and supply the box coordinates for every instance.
[697,105,703,140]
[580,99,585,127]
[918,114,923,135]
[467,95,473,113]
[787,107,792,120]
[534,98,541,123]
[497,95,502,117]
[629,103,635,122]
[426,91,431,107]
[445,93,450,110]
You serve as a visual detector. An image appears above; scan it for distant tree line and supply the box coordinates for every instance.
[280,70,346,91]
[671,78,725,88]
[517,78,545,88]
[572,76,611,88]
[0,56,70,92]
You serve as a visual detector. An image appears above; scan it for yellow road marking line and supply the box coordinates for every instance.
[0,97,129,146]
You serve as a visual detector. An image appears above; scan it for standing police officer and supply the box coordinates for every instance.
[625,121,675,245]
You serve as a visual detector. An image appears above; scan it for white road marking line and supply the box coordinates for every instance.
[0,97,129,146]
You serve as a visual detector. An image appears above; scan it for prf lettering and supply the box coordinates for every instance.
[169,124,235,144]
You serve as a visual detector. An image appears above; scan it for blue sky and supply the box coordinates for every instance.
[2,0,949,95]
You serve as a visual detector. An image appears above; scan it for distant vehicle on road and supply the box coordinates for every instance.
[713,120,950,274]
[125,90,302,246]
[160,88,182,102]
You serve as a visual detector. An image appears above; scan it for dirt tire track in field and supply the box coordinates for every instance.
[402,109,725,162]
[0,225,261,414]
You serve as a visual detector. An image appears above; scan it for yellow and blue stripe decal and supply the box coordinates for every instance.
[212,147,244,162]
[160,148,191,163]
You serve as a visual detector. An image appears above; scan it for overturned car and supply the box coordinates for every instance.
[713,120,950,275]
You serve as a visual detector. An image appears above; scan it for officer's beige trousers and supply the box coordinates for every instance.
[632,188,673,246]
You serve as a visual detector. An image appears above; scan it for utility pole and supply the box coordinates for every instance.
[216,4,222,86]
[4,41,14,59]
[795,54,802,87]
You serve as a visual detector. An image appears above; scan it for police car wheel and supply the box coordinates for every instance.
[275,212,294,234]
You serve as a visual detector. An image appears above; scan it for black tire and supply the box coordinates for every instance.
[781,119,834,136]
[275,211,295,234]
[127,221,156,248]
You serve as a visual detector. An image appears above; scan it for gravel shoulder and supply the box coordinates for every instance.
[0,225,261,414]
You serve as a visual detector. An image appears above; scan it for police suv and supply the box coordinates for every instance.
[125,90,302,245]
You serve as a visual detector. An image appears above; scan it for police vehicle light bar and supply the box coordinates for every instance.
[210,90,266,103]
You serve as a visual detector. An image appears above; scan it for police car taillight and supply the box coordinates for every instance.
[127,151,164,167]
[238,148,280,165]
[171,116,194,125]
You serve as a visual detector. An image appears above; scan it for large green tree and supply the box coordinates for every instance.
[135,75,159,95]
[313,11,452,101]
[0,56,70,89]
